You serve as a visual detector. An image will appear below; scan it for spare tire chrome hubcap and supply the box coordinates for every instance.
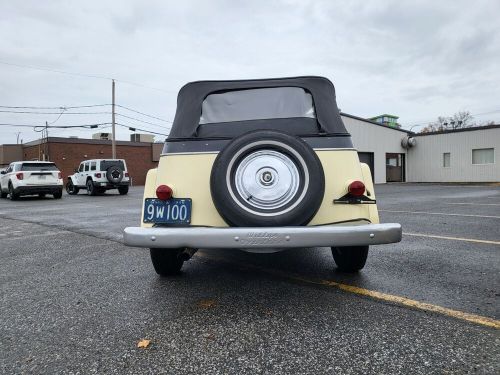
[234,150,300,210]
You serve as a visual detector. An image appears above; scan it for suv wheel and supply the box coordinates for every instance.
[53,190,63,199]
[8,183,19,200]
[1,190,7,198]
[150,248,184,276]
[66,181,79,195]
[331,246,369,272]
[118,186,129,195]
[86,180,96,196]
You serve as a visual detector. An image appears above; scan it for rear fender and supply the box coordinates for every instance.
[67,175,79,186]
[360,162,379,224]
[141,168,158,228]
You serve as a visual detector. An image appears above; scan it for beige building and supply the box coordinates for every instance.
[407,125,500,183]
[341,114,499,184]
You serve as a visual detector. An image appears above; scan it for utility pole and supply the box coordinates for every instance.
[45,121,50,161]
[112,79,116,159]
[15,132,21,144]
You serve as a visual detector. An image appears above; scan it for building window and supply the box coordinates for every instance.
[443,153,450,168]
[472,148,494,165]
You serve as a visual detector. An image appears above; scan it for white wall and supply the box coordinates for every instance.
[407,127,500,182]
[342,115,408,184]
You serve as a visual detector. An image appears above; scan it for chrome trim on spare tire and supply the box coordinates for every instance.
[226,140,310,216]
[234,150,300,211]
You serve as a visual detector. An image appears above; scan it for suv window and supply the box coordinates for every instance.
[78,163,84,172]
[199,87,316,124]
[84,163,89,172]
[100,160,125,171]
[90,161,96,171]
[21,163,58,171]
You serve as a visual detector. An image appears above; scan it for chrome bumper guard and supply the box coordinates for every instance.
[123,223,402,249]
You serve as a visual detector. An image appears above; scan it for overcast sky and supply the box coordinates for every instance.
[1,0,499,144]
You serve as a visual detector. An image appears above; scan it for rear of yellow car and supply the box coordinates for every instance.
[123,76,401,275]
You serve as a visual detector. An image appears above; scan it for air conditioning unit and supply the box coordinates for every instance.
[92,132,110,140]
[130,133,154,143]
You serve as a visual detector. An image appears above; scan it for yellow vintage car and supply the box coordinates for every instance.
[124,76,401,275]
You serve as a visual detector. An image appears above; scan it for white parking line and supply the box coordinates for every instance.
[403,232,500,245]
[444,202,500,206]
[379,210,500,219]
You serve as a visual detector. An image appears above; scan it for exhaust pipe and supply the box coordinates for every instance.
[178,248,197,261]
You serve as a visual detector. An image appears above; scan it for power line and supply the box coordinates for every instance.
[0,104,110,110]
[115,104,172,123]
[0,104,173,123]
[0,60,175,93]
[0,122,111,128]
[0,60,111,80]
[116,123,168,136]
[0,110,110,115]
[115,113,168,129]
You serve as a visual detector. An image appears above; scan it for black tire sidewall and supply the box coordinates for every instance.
[210,130,325,227]
[331,246,369,272]
[106,166,123,184]
[86,180,95,196]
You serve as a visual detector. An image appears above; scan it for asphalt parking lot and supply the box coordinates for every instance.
[1,184,499,374]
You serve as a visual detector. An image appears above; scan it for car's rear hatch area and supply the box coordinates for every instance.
[21,163,59,185]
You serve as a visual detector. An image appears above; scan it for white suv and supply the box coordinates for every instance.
[0,161,63,200]
[66,159,130,196]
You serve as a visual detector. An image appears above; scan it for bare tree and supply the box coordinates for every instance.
[420,111,475,132]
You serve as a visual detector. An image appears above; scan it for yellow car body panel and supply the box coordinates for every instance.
[140,149,379,228]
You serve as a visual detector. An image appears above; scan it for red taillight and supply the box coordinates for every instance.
[125,172,129,178]
[95,173,102,178]
[16,172,23,180]
[348,180,365,197]
[156,185,173,201]
[58,172,62,179]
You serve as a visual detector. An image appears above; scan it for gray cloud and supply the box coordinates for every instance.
[1,0,499,144]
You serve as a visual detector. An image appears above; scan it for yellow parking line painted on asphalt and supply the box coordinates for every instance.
[404,232,500,245]
[379,209,500,219]
[198,253,500,329]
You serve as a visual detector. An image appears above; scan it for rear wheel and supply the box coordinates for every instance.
[66,181,79,195]
[86,179,96,196]
[150,248,184,276]
[38,193,46,198]
[118,186,129,195]
[331,246,369,272]
[0,191,7,198]
[8,183,19,200]
[53,190,62,199]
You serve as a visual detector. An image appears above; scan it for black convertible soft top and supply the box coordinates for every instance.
[168,76,348,139]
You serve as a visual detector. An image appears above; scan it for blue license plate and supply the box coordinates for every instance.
[143,198,192,224]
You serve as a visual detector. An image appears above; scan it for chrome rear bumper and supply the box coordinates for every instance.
[123,223,402,249]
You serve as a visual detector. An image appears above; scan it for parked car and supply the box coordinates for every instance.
[124,76,402,275]
[0,161,63,200]
[66,159,130,196]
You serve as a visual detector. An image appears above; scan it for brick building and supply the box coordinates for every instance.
[0,137,163,185]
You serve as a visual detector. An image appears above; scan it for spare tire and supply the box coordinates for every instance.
[210,130,325,227]
[106,165,124,184]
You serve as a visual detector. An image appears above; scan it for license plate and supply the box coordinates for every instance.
[143,198,191,224]
[38,175,46,180]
